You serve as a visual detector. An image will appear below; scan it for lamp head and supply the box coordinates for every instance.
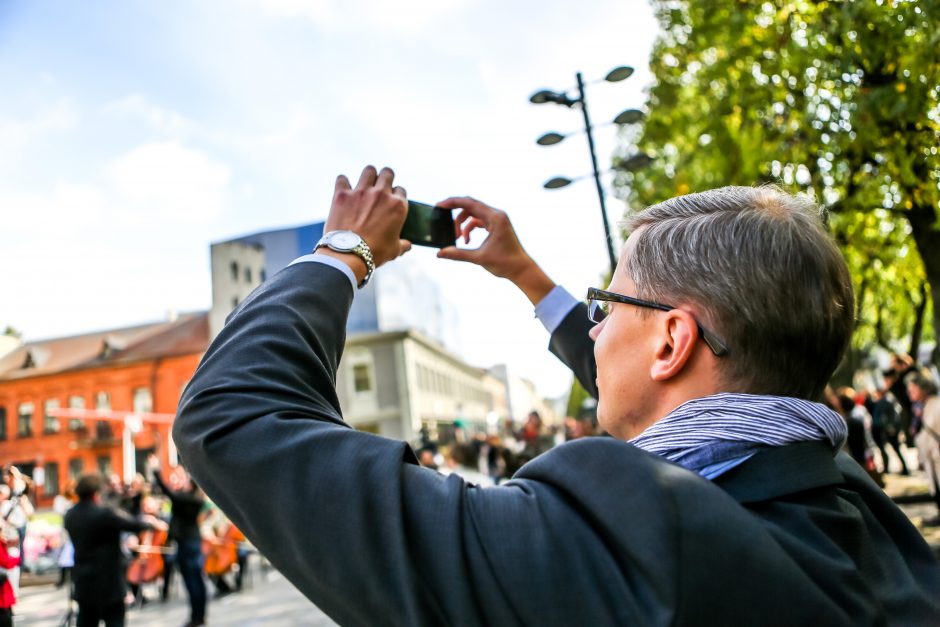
[605,66,635,82]
[618,152,654,172]
[529,90,579,107]
[536,132,565,146]
[544,176,573,189]
[613,109,644,125]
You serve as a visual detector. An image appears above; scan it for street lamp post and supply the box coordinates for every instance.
[574,71,617,273]
[531,65,650,275]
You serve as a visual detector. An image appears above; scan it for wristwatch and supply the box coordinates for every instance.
[315,230,375,288]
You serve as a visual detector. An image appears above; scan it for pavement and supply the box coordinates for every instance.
[14,559,337,627]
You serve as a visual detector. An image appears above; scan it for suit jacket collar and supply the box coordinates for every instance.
[711,440,845,504]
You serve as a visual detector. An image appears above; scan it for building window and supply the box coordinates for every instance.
[232,296,239,308]
[17,402,33,438]
[230,261,239,281]
[69,458,84,480]
[68,396,86,431]
[244,267,252,283]
[44,462,59,496]
[95,392,112,439]
[133,388,153,414]
[96,391,111,410]
[352,364,373,393]
[0,407,6,441]
[43,399,61,434]
[260,269,267,282]
[97,455,112,477]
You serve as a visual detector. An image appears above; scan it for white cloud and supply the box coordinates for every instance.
[105,140,232,224]
[103,95,198,136]
[240,0,334,23]
[0,99,79,167]
[4,185,104,229]
[240,0,470,35]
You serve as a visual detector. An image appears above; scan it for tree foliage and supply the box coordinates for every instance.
[616,0,939,360]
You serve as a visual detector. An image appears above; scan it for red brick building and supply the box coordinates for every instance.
[0,313,208,508]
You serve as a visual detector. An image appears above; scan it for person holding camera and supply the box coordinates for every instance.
[173,166,940,626]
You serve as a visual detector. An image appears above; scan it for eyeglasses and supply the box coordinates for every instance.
[586,287,730,357]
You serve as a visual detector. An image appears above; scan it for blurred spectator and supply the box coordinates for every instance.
[870,388,909,475]
[416,448,438,471]
[54,480,77,588]
[884,354,917,435]
[120,474,147,519]
[102,473,125,509]
[837,387,869,467]
[441,444,493,487]
[909,375,940,525]
[1,467,33,549]
[0,521,20,627]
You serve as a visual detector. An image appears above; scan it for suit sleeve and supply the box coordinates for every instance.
[548,303,599,398]
[172,262,676,626]
[106,506,152,534]
[150,468,171,496]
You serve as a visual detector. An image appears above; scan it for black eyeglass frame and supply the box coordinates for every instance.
[586,287,730,357]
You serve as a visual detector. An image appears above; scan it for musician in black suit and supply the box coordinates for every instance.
[63,474,153,627]
[174,167,940,626]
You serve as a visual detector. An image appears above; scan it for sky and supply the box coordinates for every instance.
[0,0,660,400]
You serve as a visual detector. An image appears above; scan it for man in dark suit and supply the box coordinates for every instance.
[174,166,940,626]
[64,473,155,627]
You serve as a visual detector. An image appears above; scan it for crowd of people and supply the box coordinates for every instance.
[0,456,252,627]
[0,465,32,626]
[417,410,601,486]
[827,352,940,524]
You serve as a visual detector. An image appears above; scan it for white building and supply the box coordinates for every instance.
[486,364,558,426]
[336,329,505,443]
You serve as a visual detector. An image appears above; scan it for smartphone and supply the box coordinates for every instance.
[401,201,456,248]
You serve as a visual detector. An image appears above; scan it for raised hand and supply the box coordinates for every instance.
[325,166,412,267]
[435,196,555,305]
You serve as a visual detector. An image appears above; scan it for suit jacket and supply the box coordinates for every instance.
[151,470,205,542]
[174,262,940,626]
[64,500,151,606]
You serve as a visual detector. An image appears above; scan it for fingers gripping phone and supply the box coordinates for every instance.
[401,201,456,248]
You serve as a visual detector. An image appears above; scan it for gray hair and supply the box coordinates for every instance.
[623,185,854,400]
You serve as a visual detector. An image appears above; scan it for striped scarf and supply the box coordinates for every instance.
[628,393,847,476]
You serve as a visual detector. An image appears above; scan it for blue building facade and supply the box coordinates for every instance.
[219,222,455,343]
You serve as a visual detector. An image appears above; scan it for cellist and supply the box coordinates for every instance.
[125,495,169,605]
[200,503,240,598]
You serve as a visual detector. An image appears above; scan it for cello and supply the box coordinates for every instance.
[127,497,170,588]
[203,520,244,579]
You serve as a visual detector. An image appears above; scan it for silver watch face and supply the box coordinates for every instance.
[328,230,362,250]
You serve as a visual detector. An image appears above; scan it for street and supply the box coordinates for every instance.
[14,562,337,627]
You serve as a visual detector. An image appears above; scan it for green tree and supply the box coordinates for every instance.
[616,0,939,361]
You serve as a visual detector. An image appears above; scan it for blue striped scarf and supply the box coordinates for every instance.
[628,393,848,477]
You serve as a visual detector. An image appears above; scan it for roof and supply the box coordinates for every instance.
[0,312,210,382]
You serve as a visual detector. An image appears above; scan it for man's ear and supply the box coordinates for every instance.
[650,311,698,381]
